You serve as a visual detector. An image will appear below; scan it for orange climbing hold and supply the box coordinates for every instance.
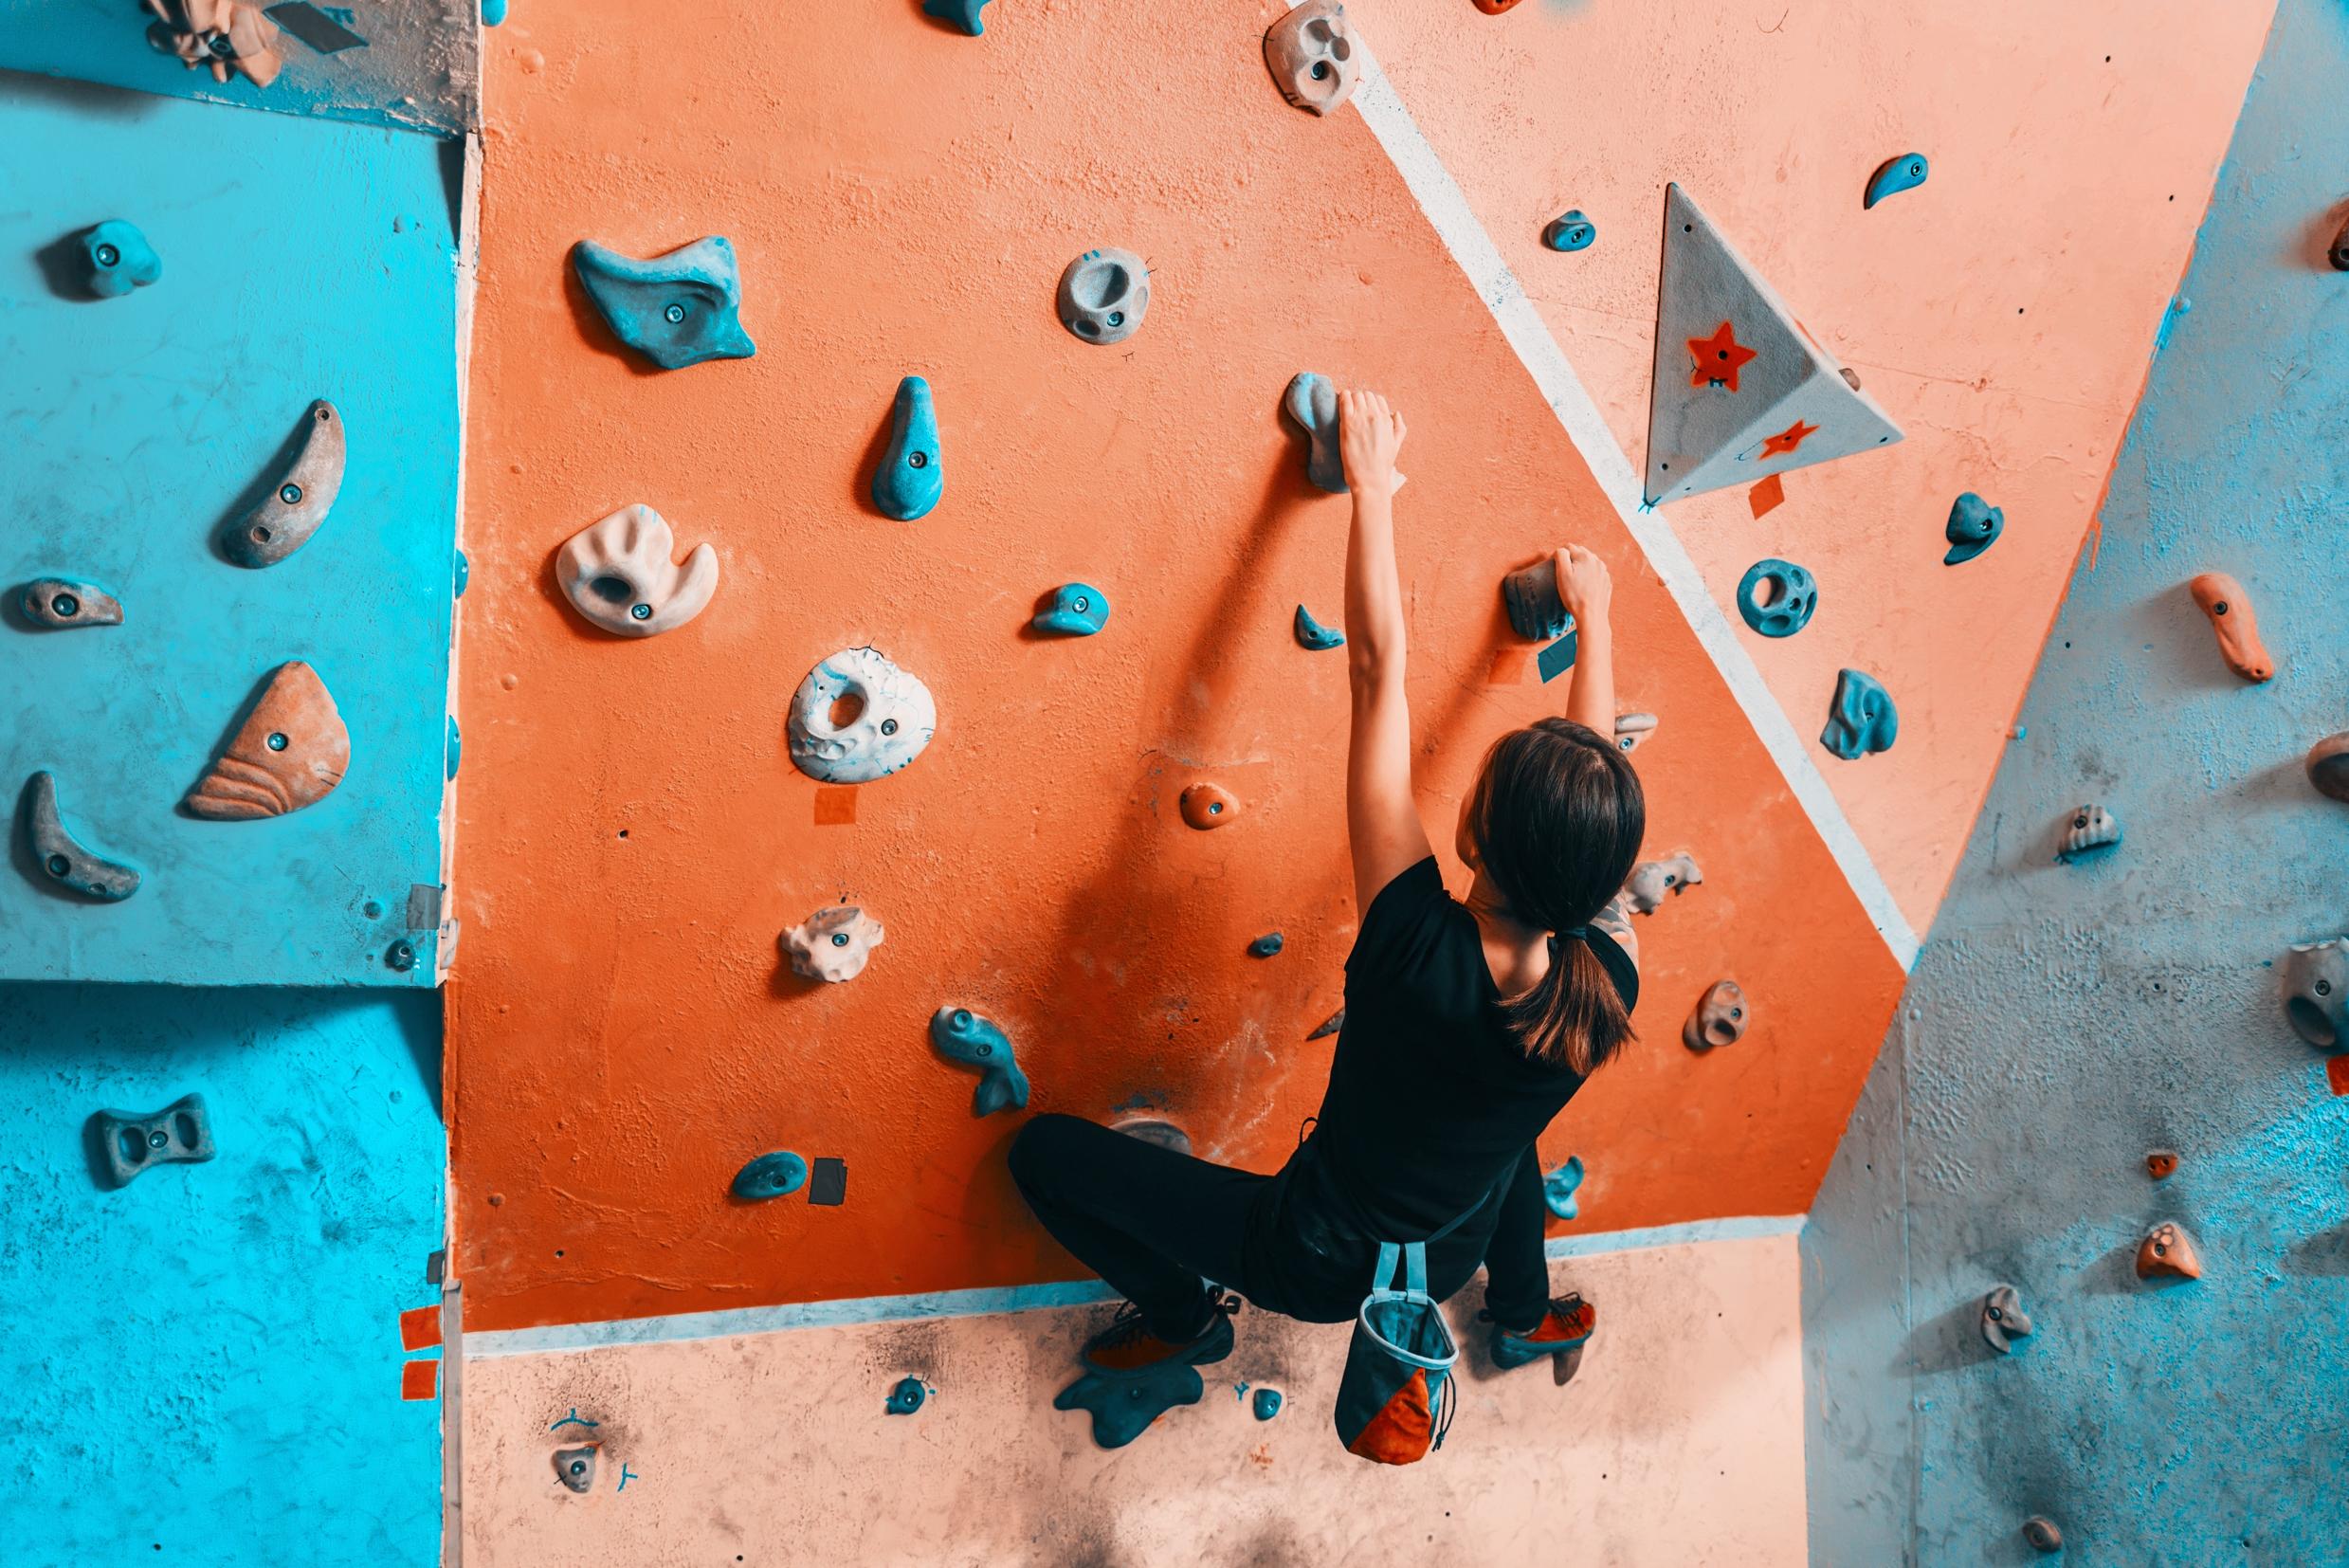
[183,661,350,820]
[1758,418,1820,459]
[2187,572,2274,682]
[1471,0,1524,11]
[2144,1149,2178,1180]
[1179,783,1240,830]
[1685,321,1757,392]
[2135,1221,2203,1280]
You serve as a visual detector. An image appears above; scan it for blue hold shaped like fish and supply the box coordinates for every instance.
[873,375,944,520]
[929,1006,1030,1117]
[572,235,756,371]
[1293,604,1345,650]
[1943,492,2004,565]
[922,0,992,35]
[1864,153,1929,210]
[1821,668,1898,759]
[1034,583,1110,636]
[1541,210,1596,252]
[732,1150,809,1200]
[1054,1359,1206,1449]
[885,1376,927,1415]
[80,220,161,299]
[1543,1156,1585,1220]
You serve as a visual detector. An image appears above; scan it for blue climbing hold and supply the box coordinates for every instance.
[1293,604,1345,650]
[1863,153,1928,210]
[1943,492,2003,565]
[885,1376,927,1415]
[1249,932,1284,957]
[483,0,508,22]
[1541,210,1596,252]
[571,235,756,371]
[1821,668,1898,759]
[1736,559,1817,638]
[1543,1156,1585,1220]
[1033,583,1110,636]
[453,550,469,597]
[79,220,160,299]
[928,1006,1030,1117]
[1053,1360,1205,1449]
[873,375,944,520]
[1283,372,1346,493]
[922,0,992,34]
[446,716,461,781]
[1252,1387,1283,1421]
[732,1151,809,1200]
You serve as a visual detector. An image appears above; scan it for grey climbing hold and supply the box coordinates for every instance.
[2282,939,2349,1049]
[1249,932,1284,957]
[2022,1517,2063,1553]
[1502,557,1573,642]
[1541,210,1595,252]
[1307,1007,1345,1040]
[732,1151,808,1201]
[810,1157,847,1206]
[1252,1387,1283,1420]
[553,1444,598,1494]
[885,1377,927,1414]
[1112,1117,1193,1157]
[1820,669,1897,759]
[1863,153,1928,210]
[1054,1360,1205,1449]
[77,220,162,298]
[1293,604,1345,650]
[872,375,944,521]
[1284,372,1345,493]
[556,504,720,637]
[1624,852,1702,915]
[1543,1156,1584,1219]
[782,904,885,983]
[1943,492,2003,565]
[224,400,344,568]
[2056,804,2120,862]
[929,1006,1031,1117]
[1263,0,1359,117]
[17,577,123,629]
[1056,248,1150,346]
[92,1093,213,1188]
[1613,712,1657,754]
[1736,558,1816,638]
[789,647,938,784]
[23,772,140,902]
[1032,583,1111,636]
[1681,979,1746,1050]
[2305,733,2349,802]
[921,0,990,34]
[1979,1285,2032,1355]
[572,236,756,371]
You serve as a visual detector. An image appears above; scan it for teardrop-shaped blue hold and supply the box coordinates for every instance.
[1541,210,1596,252]
[1252,1388,1283,1420]
[1863,153,1928,210]
[572,236,756,371]
[732,1150,809,1201]
[922,0,991,34]
[1033,582,1110,635]
[873,376,944,520]
[1293,604,1345,650]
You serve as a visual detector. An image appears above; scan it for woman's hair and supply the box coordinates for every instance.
[1464,718,1646,1075]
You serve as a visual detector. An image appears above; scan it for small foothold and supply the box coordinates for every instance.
[1307,1007,1345,1040]
[1112,1117,1193,1156]
[1863,153,1929,210]
[885,1377,927,1415]
[1736,558,1817,638]
[732,1151,808,1201]
[2135,1221,2203,1281]
[929,1006,1031,1117]
[184,662,350,819]
[1624,852,1703,915]
[2145,1149,2179,1180]
[1502,557,1574,642]
[2305,734,2349,802]
[871,374,944,520]
[2021,1517,2062,1553]
[483,0,507,24]
[2056,804,2121,862]
[386,939,417,973]
[1056,248,1150,345]
[1179,783,1240,830]
[446,716,461,781]
[1612,712,1657,754]
[1033,583,1111,637]
[224,400,344,568]
[22,772,140,901]
[556,503,719,637]
[1264,0,1359,117]
[1681,979,1746,1050]
[1293,604,1345,650]
[1942,492,2004,565]
[1249,932,1284,958]
[2186,572,2274,682]
[782,905,885,983]
[453,552,469,597]
[553,1444,598,1494]
[1978,1285,2033,1355]
[77,220,161,298]
[1252,1388,1283,1420]
[789,647,938,784]
[1054,1360,1206,1449]
[92,1093,212,1188]
[921,0,990,33]
[1541,210,1596,252]
[16,577,123,629]
[1473,0,1524,11]
[1542,1156,1585,1220]
[1821,669,1897,759]
[2281,938,2349,1049]
[572,236,755,371]
[809,1157,847,1206]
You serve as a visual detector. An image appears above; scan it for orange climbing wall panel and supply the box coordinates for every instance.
[450,0,1904,1333]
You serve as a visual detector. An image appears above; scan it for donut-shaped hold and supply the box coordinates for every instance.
[788,647,938,785]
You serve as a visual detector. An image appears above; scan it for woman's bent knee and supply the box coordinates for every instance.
[1007,1112,1091,1195]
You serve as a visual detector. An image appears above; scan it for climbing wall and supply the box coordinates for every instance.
[1803,0,2349,1557]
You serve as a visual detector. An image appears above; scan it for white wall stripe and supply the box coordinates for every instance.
[1322,13,1921,970]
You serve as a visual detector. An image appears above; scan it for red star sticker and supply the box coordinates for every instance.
[1686,320,1757,392]
[1759,418,1819,458]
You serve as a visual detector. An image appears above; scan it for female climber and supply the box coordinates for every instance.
[1010,387,1643,1381]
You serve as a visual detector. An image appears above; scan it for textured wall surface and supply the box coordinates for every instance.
[1354,0,2274,935]
[1803,1,2349,1559]
[464,1238,1804,1567]
[0,983,446,1564]
[0,78,463,985]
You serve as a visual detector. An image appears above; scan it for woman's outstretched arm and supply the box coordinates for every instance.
[1339,389,1432,909]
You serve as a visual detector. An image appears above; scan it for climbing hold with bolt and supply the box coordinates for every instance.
[184,661,349,819]
[2056,805,2121,862]
[2187,572,2273,682]
[1263,0,1359,117]
[1294,604,1345,650]
[2135,1221,2202,1281]
[1682,980,1746,1050]
[1543,1156,1585,1220]
[553,1444,598,1494]
[872,375,944,520]
[1821,669,1897,759]
[23,772,141,902]
[2281,939,2349,1049]
[1978,1285,2032,1354]
[782,905,885,983]
[1943,492,2003,565]
[1613,712,1657,754]
[1249,932,1284,957]
[1625,852,1703,915]
[76,220,161,298]
[929,1006,1030,1117]
[223,400,343,568]
[16,577,123,629]
[732,1151,809,1201]
[2021,1517,2062,1553]
[91,1093,213,1188]
[1541,210,1596,253]
[1033,583,1111,636]
[1863,153,1929,210]
[572,236,755,371]
[885,1377,928,1414]
[1737,559,1817,638]
[1252,1387,1284,1419]
[1056,248,1150,345]
[555,503,719,638]
[1180,783,1240,830]
[789,647,938,785]
[1054,1359,1206,1449]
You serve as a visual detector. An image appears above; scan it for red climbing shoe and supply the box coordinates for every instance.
[1487,1293,1596,1370]
[1082,1291,1238,1374]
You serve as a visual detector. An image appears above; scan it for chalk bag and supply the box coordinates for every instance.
[1334,1239,1460,1465]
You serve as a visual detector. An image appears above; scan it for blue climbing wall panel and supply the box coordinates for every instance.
[0,82,461,985]
[0,983,446,1561]
[1802,1,2349,1559]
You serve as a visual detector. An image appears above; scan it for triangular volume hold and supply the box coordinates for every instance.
[1642,183,1902,505]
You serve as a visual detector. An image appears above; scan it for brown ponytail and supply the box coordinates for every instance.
[1465,719,1645,1075]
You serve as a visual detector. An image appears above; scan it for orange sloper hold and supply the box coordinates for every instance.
[2187,572,2274,682]
[1179,783,1240,830]
[2135,1221,2203,1280]
[184,662,350,819]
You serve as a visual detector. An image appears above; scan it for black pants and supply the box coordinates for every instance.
[1008,1114,1556,1340]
